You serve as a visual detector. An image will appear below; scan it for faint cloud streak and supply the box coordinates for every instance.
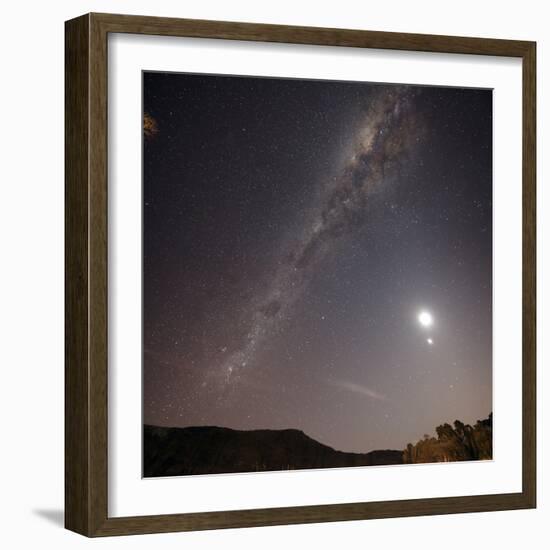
[330,380,387,401]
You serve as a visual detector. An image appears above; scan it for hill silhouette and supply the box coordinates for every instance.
[144,425,403,477]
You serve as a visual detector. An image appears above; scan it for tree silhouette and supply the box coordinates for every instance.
[403,413,492,464]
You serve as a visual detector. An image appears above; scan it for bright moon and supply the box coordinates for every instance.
[427,338,433,345]
[418,311,433,327]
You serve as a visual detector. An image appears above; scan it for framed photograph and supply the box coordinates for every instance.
[65,13,536,537]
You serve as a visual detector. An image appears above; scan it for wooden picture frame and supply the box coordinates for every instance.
[65,12,536,537]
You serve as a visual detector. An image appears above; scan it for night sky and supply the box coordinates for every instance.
[143,71,492,453]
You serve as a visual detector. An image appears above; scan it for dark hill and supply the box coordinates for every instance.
[144,425,403,477]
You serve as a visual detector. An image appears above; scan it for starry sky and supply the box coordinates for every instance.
[143,71,492,453]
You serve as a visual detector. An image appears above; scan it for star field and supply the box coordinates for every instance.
[143,72,492,453]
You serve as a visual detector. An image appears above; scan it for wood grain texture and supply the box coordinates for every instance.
[88,13,110,535]
[65,14,91,536]
[521,42,537,508]
[64,12,537,537]
[93,12,533,56]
